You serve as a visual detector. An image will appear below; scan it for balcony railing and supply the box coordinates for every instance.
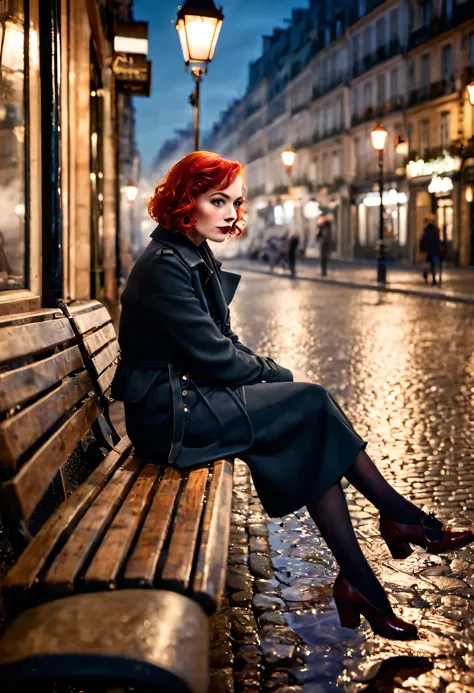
[408,7,473,51]
[246,149,265,164]
[408,78,455,106]
[291,101,309,116]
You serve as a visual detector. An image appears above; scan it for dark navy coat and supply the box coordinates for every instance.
[112,226,365,517]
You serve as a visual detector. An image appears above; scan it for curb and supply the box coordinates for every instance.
[232,265,474,306]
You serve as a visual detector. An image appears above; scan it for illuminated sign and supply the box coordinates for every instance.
[363,189,408,207]
[114,22,151,97]
[407,151,460,178]
[428,175,453,194]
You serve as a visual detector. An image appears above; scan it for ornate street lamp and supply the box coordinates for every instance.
[176,0,224,151]
[281,147,296,198]
[371,123,388,285]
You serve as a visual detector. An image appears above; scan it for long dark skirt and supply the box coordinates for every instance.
[239,382,366,517]
[124,381,366,519]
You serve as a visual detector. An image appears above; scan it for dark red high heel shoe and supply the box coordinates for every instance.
[333,573,418,640]
[380,511,474,559]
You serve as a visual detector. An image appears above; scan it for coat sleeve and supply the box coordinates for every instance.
[140,253,293,385]
[224,310,258,356]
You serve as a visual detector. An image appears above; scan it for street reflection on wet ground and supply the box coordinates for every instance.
[230,271,474,692]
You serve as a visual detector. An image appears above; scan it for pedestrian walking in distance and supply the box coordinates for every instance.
[112,151,474,642]
[317,214,332,276]
[287,231,299,278]
[420,213,442,285]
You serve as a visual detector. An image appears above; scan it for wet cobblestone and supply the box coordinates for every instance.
[226,272,474,692]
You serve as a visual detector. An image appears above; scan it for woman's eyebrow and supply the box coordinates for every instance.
[211,192,243,201]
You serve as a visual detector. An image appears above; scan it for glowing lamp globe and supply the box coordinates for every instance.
[371,123,388,151]
[281,147,296,168]
[176,0,224,66]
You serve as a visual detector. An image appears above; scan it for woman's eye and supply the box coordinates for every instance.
[234,201,242,208]
[212,199,225,206]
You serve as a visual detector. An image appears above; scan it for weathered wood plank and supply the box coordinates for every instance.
[42,456,141,596]
[83,464,160,589]
[123,467,183,588]
[2,436,133,596]
[83,323,115,357]
[91,340,119,378]
[160,468,209,592]
[70,304,111,335]
[0,308,59,329]
[192,460,233,614]
[0,345,83,414]
[97,362,117,396]
[0,318,75,366]
[0,371,93,469]
[2,395,101,524]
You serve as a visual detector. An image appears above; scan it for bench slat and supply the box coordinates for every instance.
[69,304,111,335]
[192,460,233,613]
[123,467,183,588]
[0,371,93,469]
[161,467,209,592]
[83,464,160,589]
[83,323,116,358]
[42,456,141,596]
[91,341,119,378]
[97,362,117,396]
[0,345,83,414]
[0,318,74,366]
[2,436,133,597]
[2,394,101,524]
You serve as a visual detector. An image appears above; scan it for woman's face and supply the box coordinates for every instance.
[188,175,243,246]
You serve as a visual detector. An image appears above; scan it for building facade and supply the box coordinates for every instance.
[203,0,474,266]
[0,0,150,317]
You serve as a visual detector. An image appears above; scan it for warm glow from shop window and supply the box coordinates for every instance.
[467,82,474,106]
[1,21,24,72]
[466,186,474,203]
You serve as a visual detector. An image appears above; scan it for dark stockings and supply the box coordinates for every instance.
[344,449,422,523]
[306,480,392,615]
[306,449,425,614]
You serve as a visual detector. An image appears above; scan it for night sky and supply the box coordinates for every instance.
[133,0,308,173]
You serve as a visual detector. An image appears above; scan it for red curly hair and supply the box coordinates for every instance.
[148,151,246,237]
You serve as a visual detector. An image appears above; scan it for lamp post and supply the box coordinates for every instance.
[371,123,388,284]
[124,180,138,261]
[176,0,224,151]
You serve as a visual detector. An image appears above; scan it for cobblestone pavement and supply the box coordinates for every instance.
[227,258,474,304]
[225,269,474,692]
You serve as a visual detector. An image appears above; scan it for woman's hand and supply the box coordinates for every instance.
[291,369,313,384]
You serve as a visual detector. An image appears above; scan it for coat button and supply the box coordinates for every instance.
[182,375,188,382]
[184,405,190,413]
[182,389,188,396]
[226,320,230,327]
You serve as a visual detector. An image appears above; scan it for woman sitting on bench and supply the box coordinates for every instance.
[111,151,474,642]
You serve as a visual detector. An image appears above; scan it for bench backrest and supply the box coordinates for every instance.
[0,308,105,533]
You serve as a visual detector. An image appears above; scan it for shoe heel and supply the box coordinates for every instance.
[386,540,413,559]
[335,600,361,629]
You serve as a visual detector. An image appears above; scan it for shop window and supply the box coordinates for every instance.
[0,2,28,291]
[440,111,450,149]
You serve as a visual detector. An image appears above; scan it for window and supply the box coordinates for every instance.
[332,151,341,179]
[422,0,432,26]
[376,18,385,47]
[408,60,415,83]
[353,34,361,66]
[407,122,413,150]
[440,111,450,149]
[322,153,329,182]
[441,44,452,83]
[420,54,430,88]
[335,97,343,129]
[325,104,333,132]
[352,85,359,115]
[390,9,399,41]
[390,68,399,100]
[359,0,367,18]
[363,82,373,110]
[363,26,372,56]
[420,119,430,155]
[0,3,28,291]
[376,74,385,105]
[470,34,474,65]
[445,0,453,19]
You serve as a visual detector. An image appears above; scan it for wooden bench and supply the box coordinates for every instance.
[0,301,234,692]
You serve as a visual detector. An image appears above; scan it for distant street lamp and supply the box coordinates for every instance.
[371,123,388,284]
[281,147,296,198]
[467,80,474,106]
[176,0,224,151]
[123,180,138,260]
